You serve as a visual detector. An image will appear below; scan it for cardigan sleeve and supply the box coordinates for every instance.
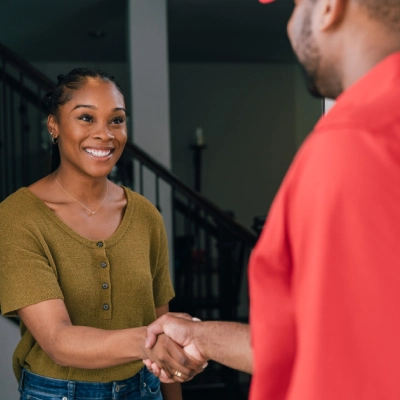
[0,202,64,317]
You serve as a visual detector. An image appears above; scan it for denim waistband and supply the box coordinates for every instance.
[19,367,149,399]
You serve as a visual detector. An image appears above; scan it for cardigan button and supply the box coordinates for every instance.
[102,283,109,289]
[100,262,107,268]
[103,304,109,311]
[97,241,104,248]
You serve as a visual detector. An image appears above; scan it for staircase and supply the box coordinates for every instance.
[0,41,258,399]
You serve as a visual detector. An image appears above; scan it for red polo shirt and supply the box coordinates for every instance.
[249,52,400,400]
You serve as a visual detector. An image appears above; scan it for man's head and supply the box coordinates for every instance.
[286,0,400,99]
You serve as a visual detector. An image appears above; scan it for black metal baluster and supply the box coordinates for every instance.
[204,212,212,320]
[185,198,193,313]
[155,175,161,212]
[19,72,26,186]
[21,74,30,185]
[194,207,202,318]
[139,162,144,195]
[0,59,7,200]
[9,88,17,193]
[171,188,178,294]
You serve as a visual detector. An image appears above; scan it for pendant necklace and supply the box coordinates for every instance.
[54,175,108,215]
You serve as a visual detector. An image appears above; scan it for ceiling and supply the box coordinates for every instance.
[0,0,295,63]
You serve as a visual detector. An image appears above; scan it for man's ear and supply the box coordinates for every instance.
[318,0,348,31]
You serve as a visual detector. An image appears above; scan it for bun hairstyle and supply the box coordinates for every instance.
[44,68,124,171]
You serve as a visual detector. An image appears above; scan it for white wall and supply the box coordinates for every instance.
[0,317,20,399]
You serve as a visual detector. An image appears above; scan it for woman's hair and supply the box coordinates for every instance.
[44,68,124,171]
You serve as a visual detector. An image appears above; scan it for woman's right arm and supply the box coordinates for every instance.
[18,298,201,379]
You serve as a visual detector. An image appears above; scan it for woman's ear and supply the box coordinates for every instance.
[47,114,58,138]
[318,0,348,31]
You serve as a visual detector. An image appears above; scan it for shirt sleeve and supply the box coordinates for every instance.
[151,212,175,308]
[0,213,64,317]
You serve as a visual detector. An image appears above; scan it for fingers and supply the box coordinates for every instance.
[142,359,152,370]
[151,362,161,376]
[145,334,204,382]
[159,369,175,383]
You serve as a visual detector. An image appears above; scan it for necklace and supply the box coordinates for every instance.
[54,175,108,215]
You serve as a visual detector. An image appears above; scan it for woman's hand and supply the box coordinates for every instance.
[142,332,205,383]
[143,312,208,383]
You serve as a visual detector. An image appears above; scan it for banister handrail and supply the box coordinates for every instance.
[0,42,55,92]
[124,142,258,246]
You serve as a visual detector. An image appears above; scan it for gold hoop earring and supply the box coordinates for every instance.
[52,136,58,145]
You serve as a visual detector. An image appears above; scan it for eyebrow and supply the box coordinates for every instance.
[72,104,126,113]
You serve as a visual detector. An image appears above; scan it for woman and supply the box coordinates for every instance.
[0,68,201,399]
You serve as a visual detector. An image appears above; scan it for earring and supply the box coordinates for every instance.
[52,136,58,145]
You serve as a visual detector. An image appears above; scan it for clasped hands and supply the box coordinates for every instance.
[142,312,207,383]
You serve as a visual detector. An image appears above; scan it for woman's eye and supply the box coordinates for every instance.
[111,117,125,124]
[79,114,93,122]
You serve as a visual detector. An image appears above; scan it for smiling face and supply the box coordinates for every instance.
[48,77,127,179]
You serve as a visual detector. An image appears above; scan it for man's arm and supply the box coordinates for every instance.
[145,313,252,375]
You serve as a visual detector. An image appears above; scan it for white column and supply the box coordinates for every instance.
[127,0,174,282]
[324,98,336,114]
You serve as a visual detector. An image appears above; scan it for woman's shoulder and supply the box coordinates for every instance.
[0,187,33,214]
[123,186,163,222]
[0,176,53,223]
[0,188,45,240]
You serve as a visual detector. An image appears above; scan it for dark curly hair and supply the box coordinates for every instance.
[44,68,124,171]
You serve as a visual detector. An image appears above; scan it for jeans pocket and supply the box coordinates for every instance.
[143,372,162,399]
[21,388,64,400]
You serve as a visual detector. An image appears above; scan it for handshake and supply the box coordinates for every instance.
[141,312,252,383]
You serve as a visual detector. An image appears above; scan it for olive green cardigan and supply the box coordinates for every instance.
[0,187,174,382]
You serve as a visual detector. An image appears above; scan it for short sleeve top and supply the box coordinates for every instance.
[0,186,175,382]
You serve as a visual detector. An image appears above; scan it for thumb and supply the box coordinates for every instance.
[145,317,166,348]
[145,331,158,349]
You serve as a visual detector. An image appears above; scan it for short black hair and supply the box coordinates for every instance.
[44,68,124,117]
[353,0,400,31]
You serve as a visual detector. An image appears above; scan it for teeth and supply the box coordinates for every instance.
[85,149,111,157]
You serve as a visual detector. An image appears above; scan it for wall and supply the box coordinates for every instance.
[294,65,323,148]
[170,62,321,228]
[0,317,20,399]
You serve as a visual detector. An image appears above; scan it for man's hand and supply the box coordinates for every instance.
[144,313,208,382]
[145,315,252,376]
[142,331,205,382]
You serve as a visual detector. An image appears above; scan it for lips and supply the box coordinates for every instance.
[84,148,113,158]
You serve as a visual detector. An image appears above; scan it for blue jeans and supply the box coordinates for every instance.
[18,368,163,400]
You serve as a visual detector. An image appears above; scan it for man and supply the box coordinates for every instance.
[146,0,400,398]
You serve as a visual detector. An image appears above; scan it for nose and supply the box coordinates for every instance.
[94,124,114,141]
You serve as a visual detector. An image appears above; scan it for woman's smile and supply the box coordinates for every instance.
[84,147,114,159]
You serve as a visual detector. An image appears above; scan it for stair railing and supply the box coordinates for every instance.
[0,41,259,397]
[0,41,55,201]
